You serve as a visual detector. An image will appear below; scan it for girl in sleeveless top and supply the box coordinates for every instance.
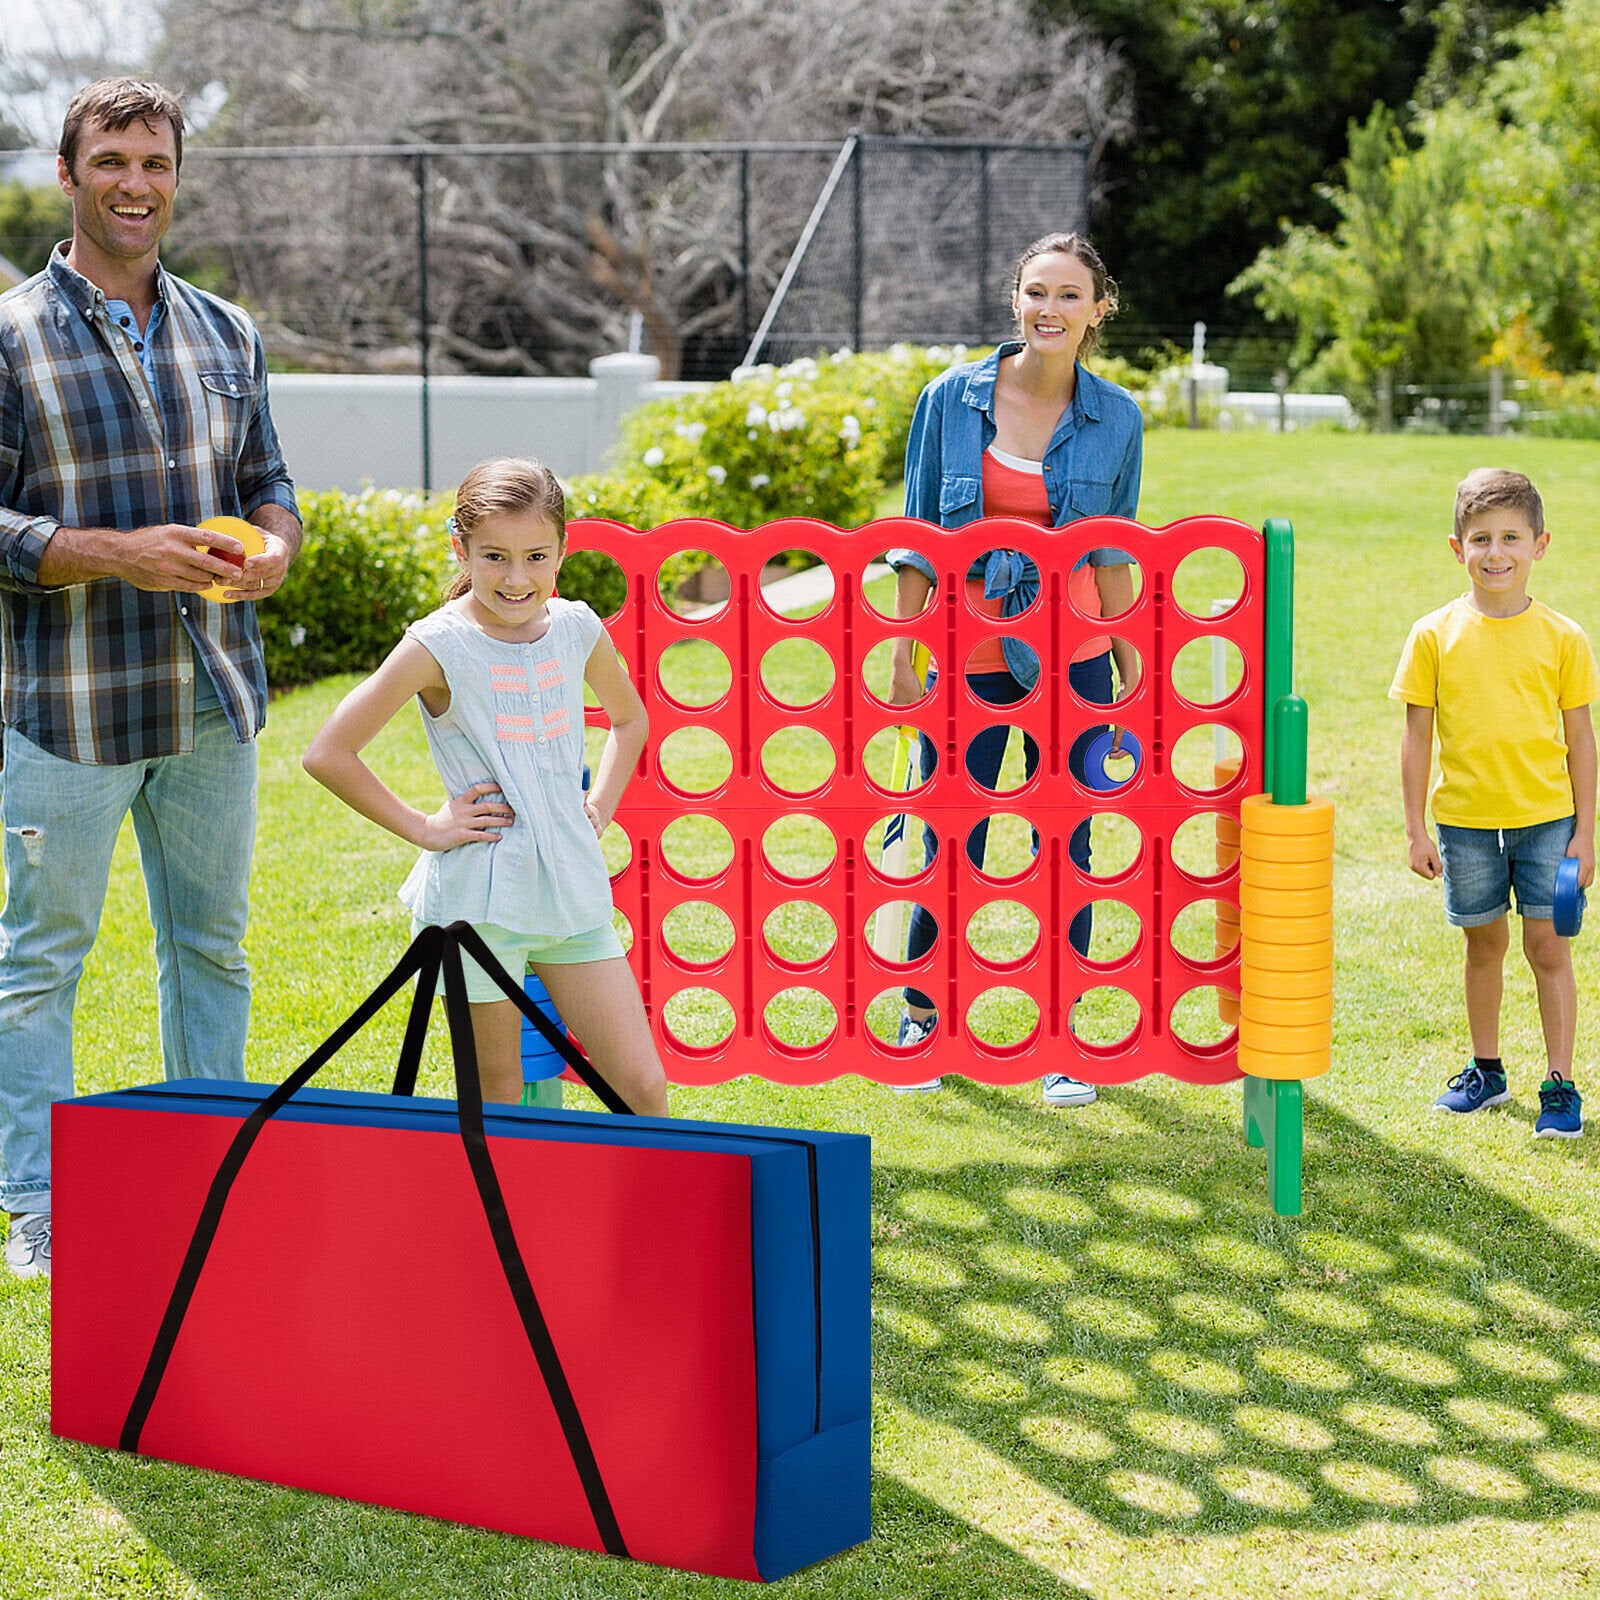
[304,457,668,1115]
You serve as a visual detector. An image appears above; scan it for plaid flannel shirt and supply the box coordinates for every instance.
[0,247,298,764]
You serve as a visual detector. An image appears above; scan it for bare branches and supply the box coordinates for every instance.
[133,0,1127,375]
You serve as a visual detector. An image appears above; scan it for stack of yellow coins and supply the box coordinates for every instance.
[1237,794,1334,1079]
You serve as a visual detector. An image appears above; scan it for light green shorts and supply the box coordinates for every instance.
[414,919,625,1003]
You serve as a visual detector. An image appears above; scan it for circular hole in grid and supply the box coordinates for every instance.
[759,637,836,711]
[762,987,839,1052]
[598,819,632,879]
[965,724,1038,797]
[659,814,736,883]
[862,549,935,622]
[611,907,635,954]
[657,726,733,797]
[1172,635,1245,708]
[1170,986,1238,1049]
[1080,813,1143,880]
[1171,725,1246,795]
[1173,547,1247,619]
[759,550,833,619]
[762,815,838,883]
[657,550,729,620]
[661,901,737,968]
[1171,812,1239,883]
[865,987,936,1049]
[1069,638,1142,707]
[864,725,934,796]
[1085,550,1143,621]
[658,637,732,709]
[863,637,938,708]
[1170,899,1239,966]
[1081,899,1140,966]
[557,548,628,621]
[966,985,1042,1049]
[1070,985,1142,1049]
[865,899,937,962]
[763,900,838,966]
[966,900,1042,966]
[964,637,1040,699]
[967,548,1041,619]
[760,725,837,798]
[1071,725,1140,794]
[964,813,1041,882]
[866,814,936,882]
[661,986,736,1052]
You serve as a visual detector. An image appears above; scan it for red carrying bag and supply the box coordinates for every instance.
[51,922,871,1580]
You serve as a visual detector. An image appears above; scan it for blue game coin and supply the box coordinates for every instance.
[1554,855,1586,938]
[1084,729,1143,792]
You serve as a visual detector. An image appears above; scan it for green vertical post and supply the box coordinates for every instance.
[1244,517,1306,1218]
[1263,517,1295,796]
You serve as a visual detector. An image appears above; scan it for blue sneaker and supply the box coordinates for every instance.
[1535,1073,1583,1139]
[1434,1062,1510,1113]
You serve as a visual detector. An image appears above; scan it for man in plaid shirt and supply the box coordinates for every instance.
[0,79,302,1280]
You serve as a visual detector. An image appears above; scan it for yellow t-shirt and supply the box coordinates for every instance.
[1390,596,1599,828]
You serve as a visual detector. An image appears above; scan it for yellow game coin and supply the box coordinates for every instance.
[196,515,266,603]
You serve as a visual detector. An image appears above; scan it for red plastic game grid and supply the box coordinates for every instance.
[574,514,1264,1087]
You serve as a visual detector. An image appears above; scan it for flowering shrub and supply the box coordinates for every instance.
[564,345,979,536]
[259,487,454,688]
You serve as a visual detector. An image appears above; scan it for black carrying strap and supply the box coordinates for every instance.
[120,921,634,1560]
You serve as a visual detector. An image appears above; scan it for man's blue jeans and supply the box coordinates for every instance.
[0,710,256,1214]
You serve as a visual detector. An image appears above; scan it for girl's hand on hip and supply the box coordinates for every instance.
[422,781,514,850]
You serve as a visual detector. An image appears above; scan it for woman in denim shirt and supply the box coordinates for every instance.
[885,232,1143,1104]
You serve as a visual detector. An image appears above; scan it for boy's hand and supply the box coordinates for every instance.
[421,781,514,850]
[1408,832,1442,880]
[1567,832,1596,889]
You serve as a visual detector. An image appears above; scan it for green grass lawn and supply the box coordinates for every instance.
[5,432,1600,1598]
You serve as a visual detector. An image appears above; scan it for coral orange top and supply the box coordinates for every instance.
[978,448,1109,671]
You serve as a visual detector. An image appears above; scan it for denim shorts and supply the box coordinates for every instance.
[1436,816,1575,926]
[412,919,625,1001]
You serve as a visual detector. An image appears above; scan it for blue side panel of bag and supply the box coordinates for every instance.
[85,1079,872,1578]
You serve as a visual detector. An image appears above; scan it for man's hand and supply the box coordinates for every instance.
[36,521,249,592]
[226,531,293,602]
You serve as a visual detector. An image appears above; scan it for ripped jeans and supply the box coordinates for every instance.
[0,713,256,1213]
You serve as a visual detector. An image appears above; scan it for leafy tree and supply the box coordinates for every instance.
[1233,0,1600,401]
[1230,103,1491,415]
[1053,0,1549,333]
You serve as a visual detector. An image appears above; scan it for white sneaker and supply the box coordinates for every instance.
[892,1013,942,1093]
[1042,1073,1097,1107]
[4,1211,50,1279]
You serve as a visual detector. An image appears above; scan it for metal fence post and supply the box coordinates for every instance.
[850,139,864,353]
[414,152,433,494]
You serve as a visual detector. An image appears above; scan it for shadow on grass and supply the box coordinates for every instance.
[872,1077,1600,1540]
[60,1441,1089,1600]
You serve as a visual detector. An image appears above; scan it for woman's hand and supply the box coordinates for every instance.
[420,781,515,850]
[889,646,927,706]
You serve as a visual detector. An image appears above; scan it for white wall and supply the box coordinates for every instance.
[266,354,711,492]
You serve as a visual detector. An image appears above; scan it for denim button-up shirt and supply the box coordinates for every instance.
[887,343,1143,688]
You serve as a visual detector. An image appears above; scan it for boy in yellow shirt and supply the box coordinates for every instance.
[1391,468,1597,1138]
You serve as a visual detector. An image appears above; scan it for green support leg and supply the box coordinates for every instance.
[1242,1075,1303,1217]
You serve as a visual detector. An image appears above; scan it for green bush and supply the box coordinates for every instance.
[564,345,985,539]
[260,487,453,688]
[1520,371,1600,440]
